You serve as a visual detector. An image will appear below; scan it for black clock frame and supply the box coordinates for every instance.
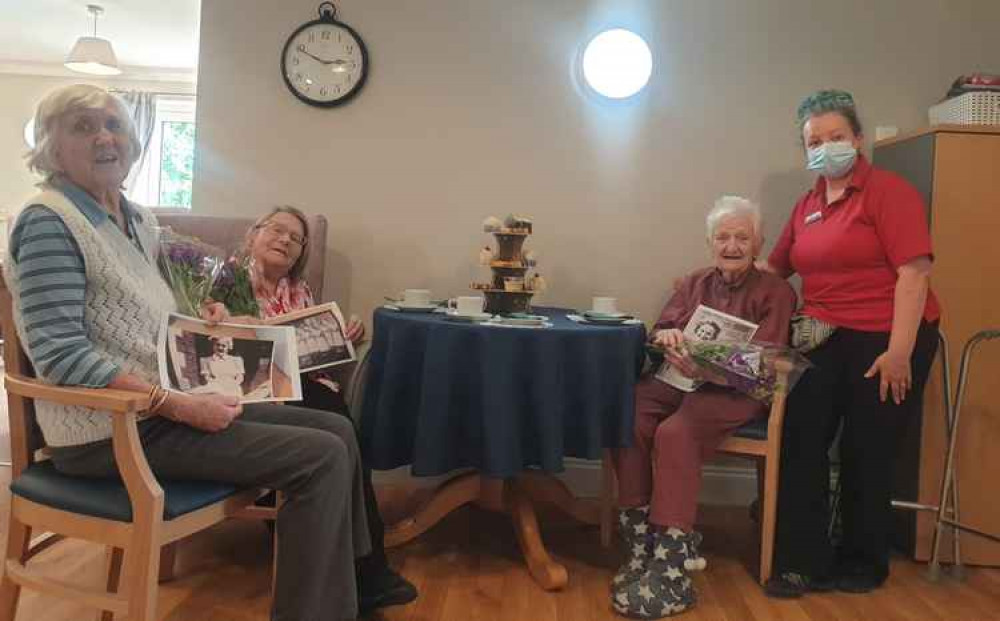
[280,2,369,108]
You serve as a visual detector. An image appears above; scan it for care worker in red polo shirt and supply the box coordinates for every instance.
[763,90,940,599]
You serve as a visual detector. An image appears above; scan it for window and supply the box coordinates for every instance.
[128,95,196,208]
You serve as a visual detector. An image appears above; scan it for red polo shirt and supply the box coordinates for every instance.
[769,156,940,333]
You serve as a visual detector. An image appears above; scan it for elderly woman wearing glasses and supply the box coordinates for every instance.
[231,206,417,615]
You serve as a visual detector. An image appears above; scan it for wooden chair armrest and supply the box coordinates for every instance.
[4,373,151,413]
[4,373,164,513]
[766,358,794,436]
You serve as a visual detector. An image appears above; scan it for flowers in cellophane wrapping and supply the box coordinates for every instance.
[687,339,812,402]
[157,227,225,317]
[210,256,260,318]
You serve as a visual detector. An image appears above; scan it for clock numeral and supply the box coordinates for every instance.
[295,72,303,82]
[346,73,353,83]
[321,30,331,40]
[297,43,306,52]
[320,87,328,97]
[337,32,342,42]
[335,85,342,94]
[292,56,300,66]
[308,32,315,42]
[345,44,354,54]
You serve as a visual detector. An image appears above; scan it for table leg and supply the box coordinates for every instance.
[508,479,569,591]
[384,473,482,547]
[515,471,601,525]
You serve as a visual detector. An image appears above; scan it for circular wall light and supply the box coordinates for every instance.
[581,29,652,99]
[24,118,35,148]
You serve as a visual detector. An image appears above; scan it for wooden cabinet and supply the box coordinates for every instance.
[874,125,1000,565]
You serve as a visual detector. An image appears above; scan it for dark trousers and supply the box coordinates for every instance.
[300,376,389,581]
[51,404,371,621]
[773,320,938,580]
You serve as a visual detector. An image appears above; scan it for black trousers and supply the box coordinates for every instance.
[300,376,389,581]
[773,320,938,580]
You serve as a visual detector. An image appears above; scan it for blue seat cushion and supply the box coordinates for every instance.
[732,417,768,441]
[10,460,240,522]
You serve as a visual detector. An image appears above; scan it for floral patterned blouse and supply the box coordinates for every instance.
[253,274,315,319]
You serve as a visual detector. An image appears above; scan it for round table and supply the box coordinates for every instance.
[360,306,646,589]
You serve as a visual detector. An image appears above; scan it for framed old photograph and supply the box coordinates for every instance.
[158,314,302,403]
[263,302,356,373]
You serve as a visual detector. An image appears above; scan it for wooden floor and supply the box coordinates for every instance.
[2,467,999,621]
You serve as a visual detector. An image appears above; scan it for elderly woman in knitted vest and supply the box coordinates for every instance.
[3,84,373,621]
[611,196,796,619]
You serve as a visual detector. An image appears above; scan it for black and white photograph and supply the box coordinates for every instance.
[159,314,301,403]
[264,302,357,372]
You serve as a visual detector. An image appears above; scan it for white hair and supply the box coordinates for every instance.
[25,84,140,181]
[706,195,762,240]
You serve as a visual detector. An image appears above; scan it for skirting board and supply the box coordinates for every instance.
[372,458,758,507]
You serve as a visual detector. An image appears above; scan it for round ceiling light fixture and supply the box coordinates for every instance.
[581,29,652,99]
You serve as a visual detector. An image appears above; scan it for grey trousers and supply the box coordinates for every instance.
[50,403,372,621]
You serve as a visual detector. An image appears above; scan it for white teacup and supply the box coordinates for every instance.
[591,296,619,315]
[401,289,431,307]
[449,295,485,316]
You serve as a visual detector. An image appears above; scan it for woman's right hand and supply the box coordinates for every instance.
[162,392,242,432]
[652,328,686,351]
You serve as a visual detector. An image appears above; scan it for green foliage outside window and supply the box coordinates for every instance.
[159,121,195,207]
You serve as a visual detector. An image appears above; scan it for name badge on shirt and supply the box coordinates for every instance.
[804,210,822,226]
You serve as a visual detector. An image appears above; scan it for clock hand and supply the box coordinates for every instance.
[297,45,335,65]
[330,58,357,73]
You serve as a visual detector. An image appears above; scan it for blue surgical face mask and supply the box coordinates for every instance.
[806,141,857,179]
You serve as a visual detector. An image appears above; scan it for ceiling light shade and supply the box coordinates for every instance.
[65,37,121,75]
[582,29,652,99]
[65,5,121,76]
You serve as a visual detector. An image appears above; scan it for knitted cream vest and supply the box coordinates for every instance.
[3,189,177,447]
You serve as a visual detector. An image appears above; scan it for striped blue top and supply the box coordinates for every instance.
[9,180,149,387]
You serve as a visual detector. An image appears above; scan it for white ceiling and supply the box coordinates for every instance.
[0,0,200,79]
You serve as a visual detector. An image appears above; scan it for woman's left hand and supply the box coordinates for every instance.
[345,316,365,345]
[864,350,911,404]
[200,300,230,324]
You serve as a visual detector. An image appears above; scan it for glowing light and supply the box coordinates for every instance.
[582,29,652,99]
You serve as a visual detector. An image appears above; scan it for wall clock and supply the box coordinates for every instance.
[280,2,369,107]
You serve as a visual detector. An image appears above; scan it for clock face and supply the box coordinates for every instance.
[281,19,368,106]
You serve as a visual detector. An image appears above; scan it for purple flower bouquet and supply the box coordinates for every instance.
[210,256,259,318]
[687,340,812,403]
[157,228,225,317]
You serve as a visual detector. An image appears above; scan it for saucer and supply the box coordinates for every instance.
[444,311,493,322]
[395,302,439,312]
[583,310,629,319]
[581,310,633,323]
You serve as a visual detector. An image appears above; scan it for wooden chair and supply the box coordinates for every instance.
[714,358,792,585]
[0,273,267,621]
[600,360,792,585]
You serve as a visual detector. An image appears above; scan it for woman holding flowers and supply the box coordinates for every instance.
[764,90,939,598]
[611,196,796,619]
[4,84,372,621]
[226,206,417,616]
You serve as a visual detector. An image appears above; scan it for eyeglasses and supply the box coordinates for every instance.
[257,221,307,247]
[66,112,126,137]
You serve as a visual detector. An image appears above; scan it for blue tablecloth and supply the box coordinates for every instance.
[360,307,647,477]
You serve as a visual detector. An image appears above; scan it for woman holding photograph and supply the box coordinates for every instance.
[229,205,418,615]
[5,84,372,621]
[611,196,796,619]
